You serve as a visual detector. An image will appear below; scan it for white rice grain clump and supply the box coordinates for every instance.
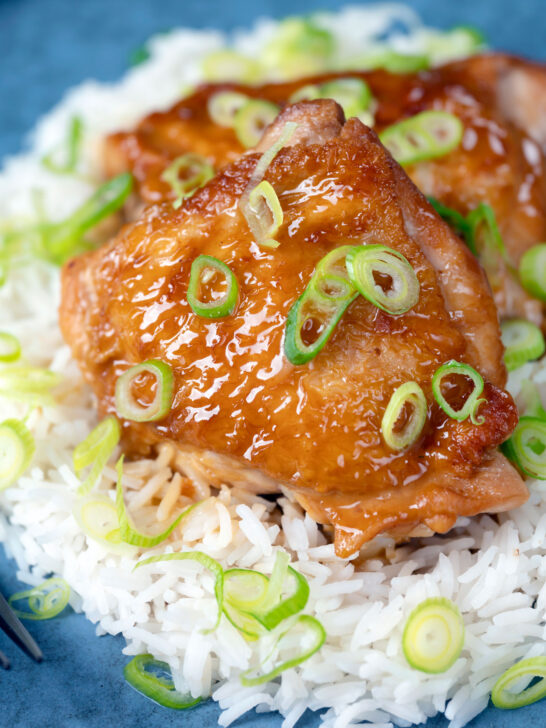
[1,6,545,728]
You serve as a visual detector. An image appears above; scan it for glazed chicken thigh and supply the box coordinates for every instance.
[105,53,546,324]
[61,101,527,557]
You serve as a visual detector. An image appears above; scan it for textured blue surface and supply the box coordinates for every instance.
[1,0,546,726]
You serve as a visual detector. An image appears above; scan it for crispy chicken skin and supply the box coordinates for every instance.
[104,53,546,323]
[62,101,527,557]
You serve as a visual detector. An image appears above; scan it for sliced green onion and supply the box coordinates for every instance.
[432,360,486,424]
[42,116,83,175]
[115,359,174,422]
[380,111,463,166]
[427,196,473,244]
[73,415,121,495]
[466,202,512,273]
[8,577,70,621]
[207,91,249,127]
[254,566,310,631]
[289,77,373,119]
[234,100,280,149]
[135,551,223,631]
[124,654,201,710]
[402,597,464,673]
[381,381,427,451]
[501,320,545,372]
[0,365,61,405]
[243,180,283,250]
[519,380,546,420]
[42,172,133,264]
[0,332,21,363]
[224,569,270,641]
[116,457,198,548]
[501,416,546,480]
[161,154,214,209]
[244,122,297,192]
[202,50,262,83]
[346,244,419,315]
[129,45,150,67]
[241,614,326,686]
[284,246,357,365]
[491,657,546,709]
[422,25,486,65]
[72,493,127,552]
[519,244,546,302]
[262,17,335,78]
[0,419,35,491]
[187,255,239,318]
[349,50,429,73]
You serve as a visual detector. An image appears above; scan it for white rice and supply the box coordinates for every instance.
[0,5,545,728]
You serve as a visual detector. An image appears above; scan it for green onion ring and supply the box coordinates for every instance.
[124,654,202,710]
[402,597,465,674]
[0,366,61,406]
[427,196,473,247]
[501,416,546,480]
[380,110,463,166]
[345,244,419,315]
[72,493,129,553]
[9,577,70,621]
[115,359,174,423]
[289,77,373,119]
[73,415,120,495]
[135,551,224,631]
[223,569,270,641]
[186,255,239,318]
[519,380,546,420]
[202,50,262,83]
[161,154,214,209]
[492,657,546,709]
[381,381,427,451]
[244,179,283,249]
[519,244,546,302]
[0,332,21,363]
[0,418,35,491]
[234,99,279,148]
[431,360,486,424]
[501,319,545,372]
[240,614,326,686]
[42,116,83,175]
[207,90,250,127]
[466,202,512,272]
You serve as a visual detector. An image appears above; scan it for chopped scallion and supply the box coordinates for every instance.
[234,100,279,148]
[187,255,239,318]
[402,597,465,673]
[42,116,83,175]
[161,154,214,209]
[73,494,126,551]
[0,365,61,406]
[519,243,546,302]
[501,319,545,371]
[0,418,35,491]
[115,359,174,422]
[381,381,427,451]
[73,415,120,495]
[0,332,21,363]
[491,657,546,709]
[243,180,283,249]
[380,111,463,166]
[207,91,249,127]
[501,416,546,480]
[432,360,486,424]
[9,577,70,621]
[289,77,373,119]
[262,17,335,78]
[124,654,202,709]
[202,49,262,83]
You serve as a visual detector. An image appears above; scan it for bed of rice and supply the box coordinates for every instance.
[1,5,546,728]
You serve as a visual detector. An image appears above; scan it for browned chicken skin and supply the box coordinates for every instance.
[105,53,546,324]
[62,101,527,557]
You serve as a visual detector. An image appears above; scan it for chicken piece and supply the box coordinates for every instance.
[63,101,527,558]
[105,53,546,324]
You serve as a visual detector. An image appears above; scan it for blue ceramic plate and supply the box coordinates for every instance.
[1,1,545,726]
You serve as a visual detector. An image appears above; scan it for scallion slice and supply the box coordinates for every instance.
[262,17,334,78]
[42,116,83,175]
[427,196,473,245]
[161,154,214,209]
[466,202,512,271]
[124,654,202,710]
[350,50,429,73]
[72,493,127,552]
[202,50,262,83]
[244,180,283,250]
[241,614,326,686]
[284,246,358,365]
[519,379,546,420]
[501,319,545,371]
[501,416,546,480]
[491,657,546,709]
[73,415,121,495]
[207,91,249,127]
[115,457,198,548]
[254,566,310,631]
[8,577,70,621]
[0,366,61,405]
[519,244,546,302]
[135,551,224,631]
[187,255,239,318]
[234,100,280,148]
[402,597,465,673]
[0,332,21,363]
[289,77,373,119]
[224,568,270,641]
[380,111,463,166]
[115,359,174,422]
[381,381,427,451]
[346,244,419,315]
[0,419,35,491]
[432,360,486,424]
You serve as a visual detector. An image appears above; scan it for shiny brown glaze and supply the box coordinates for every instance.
[104,53,546,323]
[63,105,526,557]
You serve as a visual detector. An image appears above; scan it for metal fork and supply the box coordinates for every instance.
[0,590,43,668]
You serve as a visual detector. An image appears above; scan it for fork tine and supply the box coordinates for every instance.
[0,592,43,662]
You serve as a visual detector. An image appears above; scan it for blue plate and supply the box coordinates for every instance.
[1,1,546,726]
